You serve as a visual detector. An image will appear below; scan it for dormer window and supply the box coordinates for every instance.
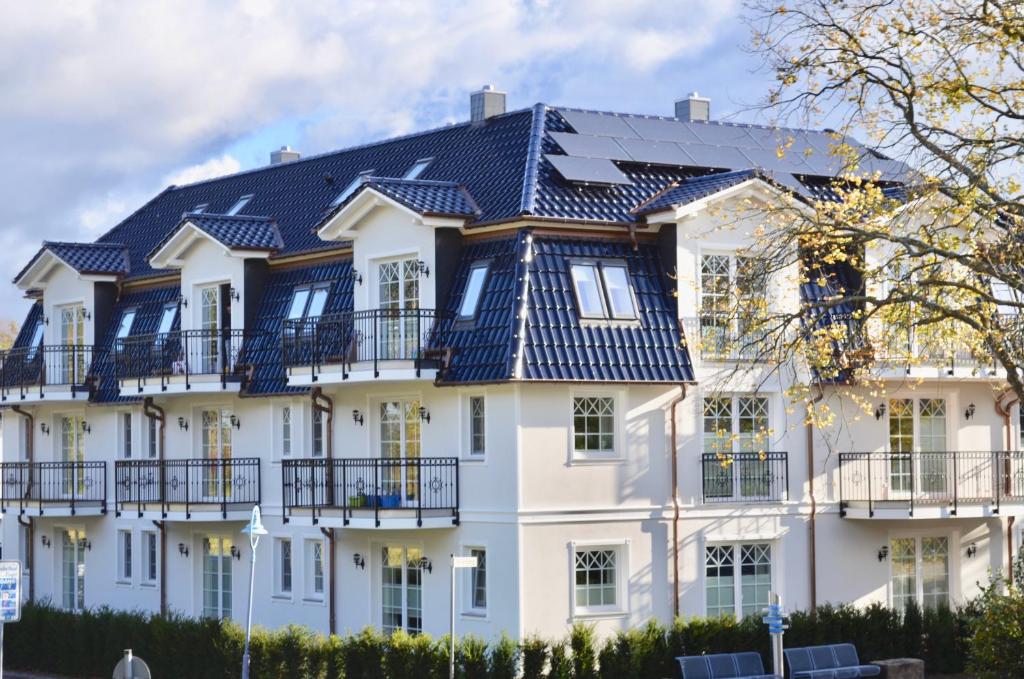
[403,159,432,180]
[287,284,330,321]
[190,203,208,214]
[570,261,638,320]
[115,309,137,340]
[458,263,490,319]
[154,304,178,347]
[331,171,374,207]
[226,194,254,216]
[25,320,44,360]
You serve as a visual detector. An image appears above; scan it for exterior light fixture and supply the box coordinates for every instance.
[80,420,90,434]
[352,410,364,426]
[874,403,887,420]
[877,545,889,562]
[42,315,49,326]
[353,553,365,569]
[178,294,188,309]
[229,287,240,302]
[40,422,49,435]
[416,260,430,278]
[40,535,51,548]
[79,538,91,551]
[418,406,431,424]
[178,543,189,557]
[178,417,189,431]
[230,545,241,560]
[230,414,241,430]
[966,543,978,558]
[417,556,432,574]
[965,403,976,420]
[351,269,363,285]
[79,308,92,321]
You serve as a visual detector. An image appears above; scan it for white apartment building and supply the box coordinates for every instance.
[0,89,1019,642]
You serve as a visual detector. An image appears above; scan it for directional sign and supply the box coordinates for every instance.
[0,561,21,624]
[452,556,478,569]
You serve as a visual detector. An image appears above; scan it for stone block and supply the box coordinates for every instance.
[870,657,925,679]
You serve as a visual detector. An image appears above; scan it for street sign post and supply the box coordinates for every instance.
[449,555,479,679]
[111,649,151,679]
[761,592,787,677]
[240,505,267,679]
[0,559,22,679]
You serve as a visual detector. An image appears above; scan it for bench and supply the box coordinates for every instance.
[784,644,881,678]
[677,652,781,679]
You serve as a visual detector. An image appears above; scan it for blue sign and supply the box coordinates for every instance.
[0,560,21,623]
[762,602,786,635]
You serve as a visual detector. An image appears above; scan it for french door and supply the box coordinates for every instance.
[58,304,85,383]
[60,415,85,496]
[379,400,421,504]
[377,259,420,360]
[199,286,220,373]
[381,545,423,634]
[201,409,233,500]
[202,537,232,619]
[61,529,86,611]
[888,398,948,499]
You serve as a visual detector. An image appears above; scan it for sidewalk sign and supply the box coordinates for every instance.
[761,592,787,677]
[0,559,23,679]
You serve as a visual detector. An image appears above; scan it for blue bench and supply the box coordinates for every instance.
[784,644,881,678]
[677,652,781,679]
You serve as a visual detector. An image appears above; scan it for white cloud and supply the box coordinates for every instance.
[164,155,242,188]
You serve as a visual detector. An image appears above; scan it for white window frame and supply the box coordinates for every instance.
[569,260,639,321]
[569,390,624,462]
[463,393,487,460]
[117,529,133,584]
[458,262,490,319]
[274,537,293,599]
[569,539,630,619]
[142,530,158,586]
[312,407,326,459]
[403,158,432,180]
[701,394,773,455]
[226,194,254,216]
[118,411,134,460]
[462,545,488,618]
[146,415,159,460]
[115,308,137,340]
[888,531,956,610]
[703,541,775,619]
[305,538,325,602]
[281,405,293,459]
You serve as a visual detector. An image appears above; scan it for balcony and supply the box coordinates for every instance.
[682,316,768,363]
[701,452,789,503]
[114,329,254,395]
[114,458,261,520]
[0,461,106,516]
[838,451,1024,519]
[0,345,100,402]
[283,308,445,384]
[281,457,459,528]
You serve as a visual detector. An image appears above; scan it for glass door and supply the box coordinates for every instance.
[377,259,420,360]
[918,399,948,497]
[201,409,232,501]
[379,400,421,505]
[888,399,914,497]
[61,529,86,611]
[199,286,220,373]
[381,545,423,634]
[58,304,85,384]
[60,415,85,497]
[202,537,232,619]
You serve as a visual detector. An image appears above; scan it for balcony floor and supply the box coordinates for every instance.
[284,508,458,529]
[1,503,106,518]
[118,374,243,397]
[841,499,1024,519]
[2,386,90,403]
[287,362,438,386]
[116,502,255,521]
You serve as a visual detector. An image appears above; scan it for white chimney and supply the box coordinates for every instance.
[675,92,711,122]
[470,85,506,123]
[270,146,301,165]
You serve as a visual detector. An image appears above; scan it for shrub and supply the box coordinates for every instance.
[967,581,1024,679]
[569,624,598,679]
[521,636,548,678]
[489,633,519,679]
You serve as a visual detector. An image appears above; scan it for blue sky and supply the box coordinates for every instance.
[0,0,771,324]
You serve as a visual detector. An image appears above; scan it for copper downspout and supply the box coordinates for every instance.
[311,387,336,635]
[11,406,33,603]
[144,398,167,614]
[669,384,687,619]
[996,389,1019,585]
[806,386,824,614]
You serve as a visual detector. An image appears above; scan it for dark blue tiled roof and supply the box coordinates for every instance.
[147,214,283,263]
[11,303,42,349]
[357,178,481,218]
[14,242,128,283]
[632,169,758,215]
[245,258,354,395]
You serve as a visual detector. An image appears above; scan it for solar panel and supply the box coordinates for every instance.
[765,171,814,198]
[549,132,632,161]
[621,117,702,144]
[739,147,815,174]
[680,144,752,170]
[801,151,848,177]
[558,109,640,139]
[545,154,633,185]
[617,138,694,165]
[687,122,760,148]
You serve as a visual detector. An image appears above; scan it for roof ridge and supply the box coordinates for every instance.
[365,176,463,188]
[519,103,547,216]
[44,240,127,248]
[552,105,845,136]
[188,213,275,222]
[505,229,534,379]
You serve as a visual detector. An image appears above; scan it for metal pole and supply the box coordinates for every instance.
[449,553,456,679]
[241,538,258,679]
[1,621,5,679]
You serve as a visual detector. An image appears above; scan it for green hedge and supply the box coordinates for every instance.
[6,601,974,678]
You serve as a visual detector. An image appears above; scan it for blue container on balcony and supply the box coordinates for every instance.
[382,493,400,509]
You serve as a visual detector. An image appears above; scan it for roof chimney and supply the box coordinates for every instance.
[470,85,506,123]
[675,92,711,122]
[270,146,301,165]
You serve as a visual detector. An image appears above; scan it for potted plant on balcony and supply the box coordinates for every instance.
[382,492,401,509]
[348,492,366,508]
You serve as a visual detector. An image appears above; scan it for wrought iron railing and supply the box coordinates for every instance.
[281,457,459,527]
[838,450,1024,516]
[0,461,106,514]
[282,308,444,379]
[114,458,261,519]
[114,329,254,391]
[0,345,100,399]
[682,316,770,362]
[701,452,789,503]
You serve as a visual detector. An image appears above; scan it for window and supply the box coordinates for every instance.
[381,545,423,634]
[468,396,485,457]
[569,261,638,320]
[403,159,432,180]
[25,321,44,360]
[306,539,324,600]
[312,409,325,458]
[142,531,157,585]
[467,548,487,614]
[156,304,177,337]
[573,396,616,457]
[226,194,253,216]
[699,254,766,357]
[891,536,950,611]
[120,412,133,459]
[887,398,949,495]
[275,538,292,596]
[287,284,330,321]
[115,309,136,339]
[573,547,620,615]
[118,530,132,582]
[331,171,373,206]
[281,406,292,458]
[703,396,770,455]
[190,203,208,214]
[458,263,490,318]
[705,543,772,618]
[147,416,159,459]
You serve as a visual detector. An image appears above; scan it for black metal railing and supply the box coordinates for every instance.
[683,316,769,362]
[0,461,106,514]
[114,458,261,519]
[838,450,1024,516]
[281,457,459,527]
[701,452,789,503]
[114,329,254,391]
[0,345,99,399]
[282,308,444,379]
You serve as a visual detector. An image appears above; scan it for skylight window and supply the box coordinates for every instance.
[288,284,330,320]
[154,304,178,347]
[25,321,44,360]
[190,203,208,214]
[115,309,137,340]
[331,171,374,207]
[458,263,490,318]
[226,194,254,216]
[570,261,638,320]
[403,159,432,180]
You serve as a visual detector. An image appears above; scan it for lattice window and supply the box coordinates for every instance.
[573,397,615,454]
[574,549,617,609]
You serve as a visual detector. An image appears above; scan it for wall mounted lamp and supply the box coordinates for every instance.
[353,553,365,570]
[40,422,49,435]
[966,543,978,559]
[418,406,431,424]
[229,414,241,430]
[78,538,91,551]
[352,410,364,426]
[416,556,432,574]
[874,403,887,420]
[877,545,889,562]
[230,545,241,560]
[415,260,430,278]
[178,417,189,431]
[229,287,240,302]
[178,543,189,558]
[965,403,976,420]
[80,420,90,435]
[79,308,92,321]
[40,535,51,548]
[351,269,363,285]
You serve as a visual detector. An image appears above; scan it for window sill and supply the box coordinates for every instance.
[570,454,624,465]
[272,594,293,603]
[302,596,325,606]
[572,609,628,621]
[115,580,132,588]
[461,610,488,621]
[461,456,487,464]
[141,582,157,589]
